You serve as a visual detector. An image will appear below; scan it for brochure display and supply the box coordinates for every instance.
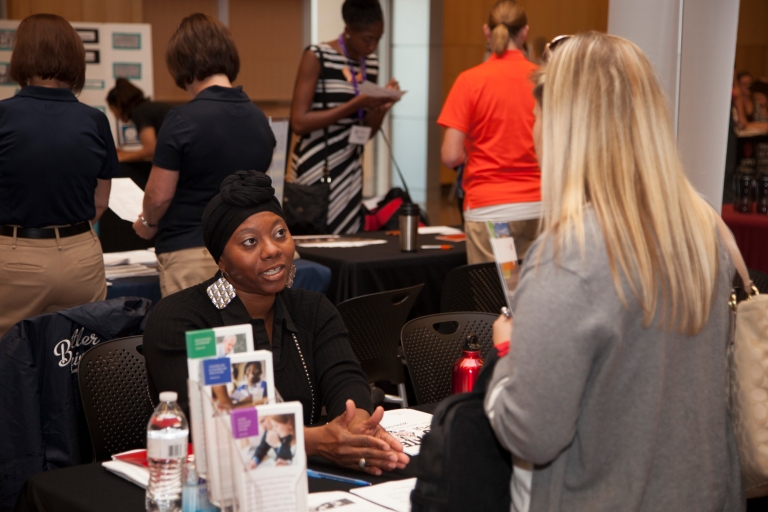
[186,325,254,477]
[192,381,307,511]
[486,222,521,309]
[186,325,308,511]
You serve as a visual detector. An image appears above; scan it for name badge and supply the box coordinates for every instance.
[349,125,372,145]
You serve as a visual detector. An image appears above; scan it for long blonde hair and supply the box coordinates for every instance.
[488,1,527,57]
[536,32,718,335]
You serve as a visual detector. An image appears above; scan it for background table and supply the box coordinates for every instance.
[721,204,768,274]
[297,232,467,318]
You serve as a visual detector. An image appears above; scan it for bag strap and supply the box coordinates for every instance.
[713,209,753,293]
[315,46,332,183]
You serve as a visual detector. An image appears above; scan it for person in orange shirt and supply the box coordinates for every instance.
[438,0,540,264]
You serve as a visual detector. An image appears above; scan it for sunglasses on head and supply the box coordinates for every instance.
[541,34,572,63]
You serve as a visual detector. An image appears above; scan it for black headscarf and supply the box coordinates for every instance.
[202,170,285,263]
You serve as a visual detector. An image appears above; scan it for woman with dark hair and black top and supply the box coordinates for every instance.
[143,170,409,476]
[133,13,275,297]
[290,0,400,234]
[106,78,172,163]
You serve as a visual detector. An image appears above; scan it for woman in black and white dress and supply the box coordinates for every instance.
[290,0,400,234]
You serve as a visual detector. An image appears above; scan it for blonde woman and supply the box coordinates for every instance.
[484,32,742,511]
[438,0,540,263]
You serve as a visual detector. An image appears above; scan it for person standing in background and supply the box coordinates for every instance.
[106,78,172,164]
[133,13,275,297]
[0,14,118,336]
[290,0,399,234]
[438,0,540,263]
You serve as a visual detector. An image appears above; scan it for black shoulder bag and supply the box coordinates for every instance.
[283,47,333,235]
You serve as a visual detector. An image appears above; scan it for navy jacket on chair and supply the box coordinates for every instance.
[0,297,151,511]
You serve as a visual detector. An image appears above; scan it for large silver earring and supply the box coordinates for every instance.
[207,274,236,309]
[285,264,297,289]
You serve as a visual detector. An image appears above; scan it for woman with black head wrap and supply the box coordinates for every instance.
[143,170,409,476]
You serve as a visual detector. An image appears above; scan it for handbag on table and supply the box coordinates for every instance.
[715,213,768,498]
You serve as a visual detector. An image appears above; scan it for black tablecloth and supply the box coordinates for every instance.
[14,403,436,512]
[297,232,467,318]
[13,460,416,512]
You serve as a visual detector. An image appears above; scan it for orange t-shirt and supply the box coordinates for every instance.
[438,49,540,210]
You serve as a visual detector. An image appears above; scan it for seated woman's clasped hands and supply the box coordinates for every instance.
[307,399,409,476]
[142,170,408,476]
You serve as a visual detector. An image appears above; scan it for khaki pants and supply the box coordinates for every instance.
[0,228,107,336]
[464,219,540,265]
[157,246,219,297]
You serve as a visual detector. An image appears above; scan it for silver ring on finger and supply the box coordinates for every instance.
[359,458,366,469]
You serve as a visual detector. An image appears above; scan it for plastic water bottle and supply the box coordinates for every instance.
[147,391,189,512]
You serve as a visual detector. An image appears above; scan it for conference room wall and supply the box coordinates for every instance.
[6,0,302,117]
[735,0,768,81]
[438,0,609,185]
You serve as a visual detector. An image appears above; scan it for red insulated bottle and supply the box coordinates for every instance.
[451,335,484,394]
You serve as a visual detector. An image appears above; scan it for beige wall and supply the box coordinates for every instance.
[439,0,609,184]
[7,0,302,116]
[8,0,142,22]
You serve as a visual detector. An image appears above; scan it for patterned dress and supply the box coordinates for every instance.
[290,43,379,234]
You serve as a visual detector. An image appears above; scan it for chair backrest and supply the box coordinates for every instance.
[337,284,424,384]
[440,263,507,313]
[401,312,497,404]
[78,335,154,461]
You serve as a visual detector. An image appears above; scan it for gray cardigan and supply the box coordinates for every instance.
[485,211,743,512]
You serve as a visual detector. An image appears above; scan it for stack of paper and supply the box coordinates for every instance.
[103,249,158,280]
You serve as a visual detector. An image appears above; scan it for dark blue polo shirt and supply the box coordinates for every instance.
[152,86,276,254]
[0,86,119,227]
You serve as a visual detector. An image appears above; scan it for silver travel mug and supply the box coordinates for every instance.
[398,203,419,252]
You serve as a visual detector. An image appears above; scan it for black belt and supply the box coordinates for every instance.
[0,221,91,239]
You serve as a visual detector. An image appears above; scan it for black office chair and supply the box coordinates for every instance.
[337,284,424,408]
[400,312,496,405]
[78,335,154,461]
[440,262,507,314]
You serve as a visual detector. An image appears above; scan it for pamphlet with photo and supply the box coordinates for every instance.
[228,402,307,512]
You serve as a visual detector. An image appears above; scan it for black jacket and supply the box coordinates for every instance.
[143,276,372,426]
[0,297,151,511]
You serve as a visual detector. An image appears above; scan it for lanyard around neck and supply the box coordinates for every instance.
[338,34,367,122]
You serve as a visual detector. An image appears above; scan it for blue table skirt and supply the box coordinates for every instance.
[106,259,332,305]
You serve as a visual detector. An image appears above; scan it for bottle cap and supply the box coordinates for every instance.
[399,202,420,216]
[159,391,178,403]
[463,334,480,351]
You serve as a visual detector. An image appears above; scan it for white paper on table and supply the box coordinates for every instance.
[379,409,433,456]
[294,239,387,248]
[307,491,395,512]
[349,478,417,512]
[358,80,406,101]
[102,460,149,489]
[108,177,145,222]
[103,249,156,267]
[417,226,463,236]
